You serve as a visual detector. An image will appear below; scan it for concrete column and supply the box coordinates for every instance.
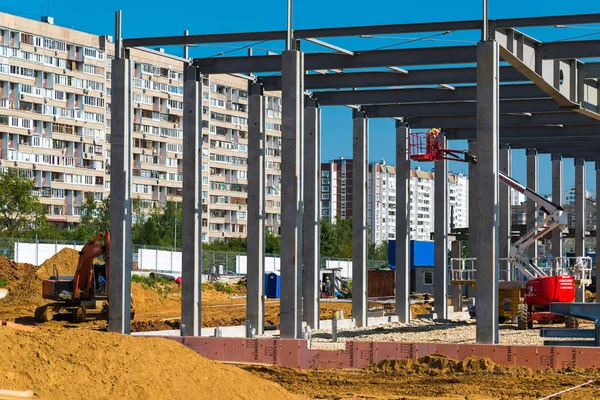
[352,109,368,328]
[450,240,463,312]
[575,158,586,302]
[247,82,266,335]
[395,122,411,323]
[475,40,499,344]
[526,149,539,259]
[596,162,600,303]
[108,56,133,334]
[499,145,511,272]
[434,135,448,320]
[181,64,202,336]
[302,97,321,330]
[551,154,563,274]
[280,50,304,339]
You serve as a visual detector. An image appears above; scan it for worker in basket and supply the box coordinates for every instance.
[426,128,441,158]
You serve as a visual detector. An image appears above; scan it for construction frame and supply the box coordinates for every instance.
[109,7,600,344]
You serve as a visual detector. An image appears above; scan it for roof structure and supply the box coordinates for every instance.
[123,13,600,161]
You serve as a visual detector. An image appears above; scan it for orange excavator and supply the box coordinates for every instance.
[34,229,135,323]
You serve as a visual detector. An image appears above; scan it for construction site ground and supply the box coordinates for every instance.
[2,249,600,399]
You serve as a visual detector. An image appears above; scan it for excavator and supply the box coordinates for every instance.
[34,229,135,323]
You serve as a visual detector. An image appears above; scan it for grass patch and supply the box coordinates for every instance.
[0,278,8,288]
[131,274,177,298]
[213,282,234,294]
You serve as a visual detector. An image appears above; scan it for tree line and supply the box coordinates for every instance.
[0,170,388,260]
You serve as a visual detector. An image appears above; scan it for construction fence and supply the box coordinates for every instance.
[0,237,387,279]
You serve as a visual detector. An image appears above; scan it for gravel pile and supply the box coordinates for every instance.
[310,318,579,350]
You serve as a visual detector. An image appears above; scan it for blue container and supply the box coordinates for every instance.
[388,240,434,269]
[411,240,434,267]
[265,272,281,299]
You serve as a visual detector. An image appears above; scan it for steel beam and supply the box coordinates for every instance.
[395,122,410,323]
[280,50,304,339]
[445,125,600,140]
[304,38,354,55]
[585,63,600,79]
[407,112,598,129]
[434,135,448,320]
[575,158,586,302]
[122,14,600,48]
[526,149,538,259]
[260,66,528,91]
[247,82,266,335]
[303,98,321,330]
[551,154,563,273]
[108,56,133,334]
[314,84,546,106]
[352,110,369,328]
[542,40,600,60]
[475,40,499,344]
[197,46,478,74]
[364,99,561,118]
[181,65,203,336]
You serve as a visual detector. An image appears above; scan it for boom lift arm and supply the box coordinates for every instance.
[499,172,568,280]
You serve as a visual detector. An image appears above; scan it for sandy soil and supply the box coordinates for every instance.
[0,325,300,400]
[244,354,600,400]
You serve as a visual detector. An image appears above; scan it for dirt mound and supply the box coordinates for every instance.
[131,319,180,332]
[0,327,299,400]
[36,248,80,279]
[131,282,180,315]
[367,354,533,377]
[0,256,36,286]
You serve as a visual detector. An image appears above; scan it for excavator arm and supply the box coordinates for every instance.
[72,230,109,300]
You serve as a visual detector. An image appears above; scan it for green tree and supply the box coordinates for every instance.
[69,194,111,240]
[265,231,281,254]
[0,169,48,237]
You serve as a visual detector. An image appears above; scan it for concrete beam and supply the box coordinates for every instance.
[406,113,599,130]
[303,98,321,330]
[475,41,500,344]
[395,122,411,323]
[444,124,600,141]
[364,99,561,119]
[551,154,563,274]
[352,109,368,328]
[434,135,448,320]
[315,84,546,106]
[247,82,266,335]
[181,64,203,336]
[280,50,304,339]
[260,66,528,91]
[526,149,539,259]
[108,57,133,334]
[575,158,586,302]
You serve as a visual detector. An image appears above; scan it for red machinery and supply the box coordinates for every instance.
[409,128,477,164]
[414,128,579,330]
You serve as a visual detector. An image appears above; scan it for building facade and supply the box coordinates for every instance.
[320,159,469,243]
[0,13,282,242]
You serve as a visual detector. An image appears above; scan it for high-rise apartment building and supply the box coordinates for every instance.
[0,12,282,242]
[320,159,469,243]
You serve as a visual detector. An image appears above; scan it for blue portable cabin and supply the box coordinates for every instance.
[388,240,435,293]
[264,271,281,299]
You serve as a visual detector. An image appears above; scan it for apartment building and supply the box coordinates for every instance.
[320,159,469,243]
[0,13,282,242]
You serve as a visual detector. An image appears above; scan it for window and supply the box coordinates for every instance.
[321,178,330,184]
[322,170,330,177]
[322,194,330,200]
[322,186,329,193]
[423,271,433,285]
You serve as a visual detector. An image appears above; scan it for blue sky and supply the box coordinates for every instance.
[2,0,599,196]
